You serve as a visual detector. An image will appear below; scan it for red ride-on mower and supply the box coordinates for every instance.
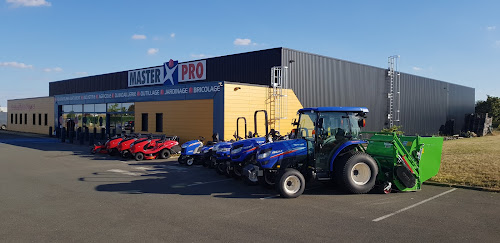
[91,135,125,154]
[130,136,180,161]
[117,134,149,158]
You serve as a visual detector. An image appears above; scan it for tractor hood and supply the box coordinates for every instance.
[256,139,308,169]
[230,137,266,155]
[181,140,202,149]
[181,140,203,155]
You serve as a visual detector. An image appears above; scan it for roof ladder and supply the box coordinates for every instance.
[387,55,401,127]
[270,66,289,132]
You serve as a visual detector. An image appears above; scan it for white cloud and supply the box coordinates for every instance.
[74,72,88,76]
[147,48,159,55]
[131,34,146,40]
[190,54,207,59]
[43,67,63,72]
[6,0,51,7]
[412,67,422,71]
[487,26,496,31]
[0,61,33,69]
[234,38,252,46]
[170,33,175,38]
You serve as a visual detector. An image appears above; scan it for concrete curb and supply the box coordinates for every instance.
[424,181,499,193]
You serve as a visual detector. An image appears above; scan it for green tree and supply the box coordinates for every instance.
[475,95,500,127]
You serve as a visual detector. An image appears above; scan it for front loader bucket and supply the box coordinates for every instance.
[365,133,443,191]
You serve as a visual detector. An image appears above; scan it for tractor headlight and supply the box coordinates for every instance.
[181,143,189,149]
[257,149,272,160]
[231,146,243,155]
[220,147,231,152]
[213,144,220,152]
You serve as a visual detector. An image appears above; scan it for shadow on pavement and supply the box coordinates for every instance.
[87,161,352,199]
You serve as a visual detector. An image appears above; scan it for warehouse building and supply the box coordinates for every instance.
[7,47,475,142]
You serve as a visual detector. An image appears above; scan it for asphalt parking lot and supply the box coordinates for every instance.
[1,131,499,242]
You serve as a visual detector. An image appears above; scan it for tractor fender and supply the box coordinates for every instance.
[329,140,367,171]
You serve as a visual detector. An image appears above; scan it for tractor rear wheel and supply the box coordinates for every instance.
[336,152,378,194]
[134,152,144,161]
[1,125,6,130]
[159,149,171,159]
[277,168,305,198]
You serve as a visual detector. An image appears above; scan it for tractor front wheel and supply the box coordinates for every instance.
[186,157,194,166]
[337,152,378,194]
[277,168,305,198]
[178,155,186,164]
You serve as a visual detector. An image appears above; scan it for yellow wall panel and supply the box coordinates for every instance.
[7,97,55,135]
[135,99,213,144]
[223,83,303,141]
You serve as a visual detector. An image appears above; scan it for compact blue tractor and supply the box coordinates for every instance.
[249,107,372,197]
[214,141,233,175]
[179,134,220,166]
[178,138,204,166]
[228,111,269,178]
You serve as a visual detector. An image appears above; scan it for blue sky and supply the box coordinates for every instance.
[1,0,499,107]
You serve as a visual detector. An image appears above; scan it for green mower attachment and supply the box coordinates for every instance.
[364,132,443,191]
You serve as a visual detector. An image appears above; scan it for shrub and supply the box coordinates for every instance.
[381,125,404,135]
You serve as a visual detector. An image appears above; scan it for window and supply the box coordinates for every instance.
[11,113,13,124]
[141,113,148,131]
[107,103,121,112]
[19,114,22,124]
[15,114,17,124]
[24,114,27,125]
[62,105,73,113]
[83,104,95,113]
[72,105,82,113]
[33,114,36,125]
[156,113,163,132]
[122,103,135,112]
[39,114,42,125]
[95,104,106,113]
[44,114,48,126]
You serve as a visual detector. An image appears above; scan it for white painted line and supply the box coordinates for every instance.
[107,169,142,176]
[372,188,458,222]
[186,179,232,187]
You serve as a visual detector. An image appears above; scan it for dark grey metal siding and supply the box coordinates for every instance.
[205,48,281,85]
[281,48,475,135]
[49,71,128,96]
[48,47,475,135]
[49,48,281,96]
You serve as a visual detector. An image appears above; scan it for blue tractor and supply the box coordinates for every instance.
[178,138,204,166]
[249,107,373,198]
[214,141,233,175]
[228,110,269,179]
[179,134,220,166]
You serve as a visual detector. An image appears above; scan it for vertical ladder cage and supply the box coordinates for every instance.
[270,66,289,132]
[387,55,401,127]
